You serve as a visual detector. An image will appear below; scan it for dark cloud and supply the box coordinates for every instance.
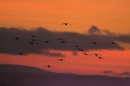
[103,70,130,77]
[71,51,78,56]
[88,26,101,34]
[0,26,130,56]
[41,50,65,57]
[118,72,130,76]
[103,70,116,75]
[102,29,116,36]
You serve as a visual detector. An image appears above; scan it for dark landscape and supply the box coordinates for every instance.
[0,64,130,86]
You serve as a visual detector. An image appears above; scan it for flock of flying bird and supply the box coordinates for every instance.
[11,23,119,68]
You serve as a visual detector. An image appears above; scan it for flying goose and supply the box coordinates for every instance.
[57,59,65,61]
[44,65,54,68]
[90,42,100,45]
[60,23,72,26]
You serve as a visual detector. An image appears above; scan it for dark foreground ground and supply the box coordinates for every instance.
[0,64,130,86]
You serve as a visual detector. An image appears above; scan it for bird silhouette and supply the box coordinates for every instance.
[42,41,52,43]
[60,23,72,26]
[92,53,101,57]
[82,53,90,56]
[73,45,80,48]
[55,38,64,40]
[97,56,104,59]
[31,39,38,42]
[90,42,100,45]
[17,52,24,55]
[57,59,65,61]
[29,35,37,38]
[59,41,68,43]
[28,42,37,45]
[12,37,22,40]
[77,48,85,51]
[44,65,54,68]
[110,42,118,45]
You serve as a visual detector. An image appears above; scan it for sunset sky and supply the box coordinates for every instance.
[0,0,130,77]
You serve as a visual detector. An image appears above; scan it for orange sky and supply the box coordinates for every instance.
[0,0,130,33]
[0,0,130,77]
[0,50,130,76]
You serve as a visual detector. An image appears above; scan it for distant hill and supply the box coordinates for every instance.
[0,64,130,86]
[0,64,56,74]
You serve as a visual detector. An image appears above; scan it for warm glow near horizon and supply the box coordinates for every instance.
[0,50,130,76]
